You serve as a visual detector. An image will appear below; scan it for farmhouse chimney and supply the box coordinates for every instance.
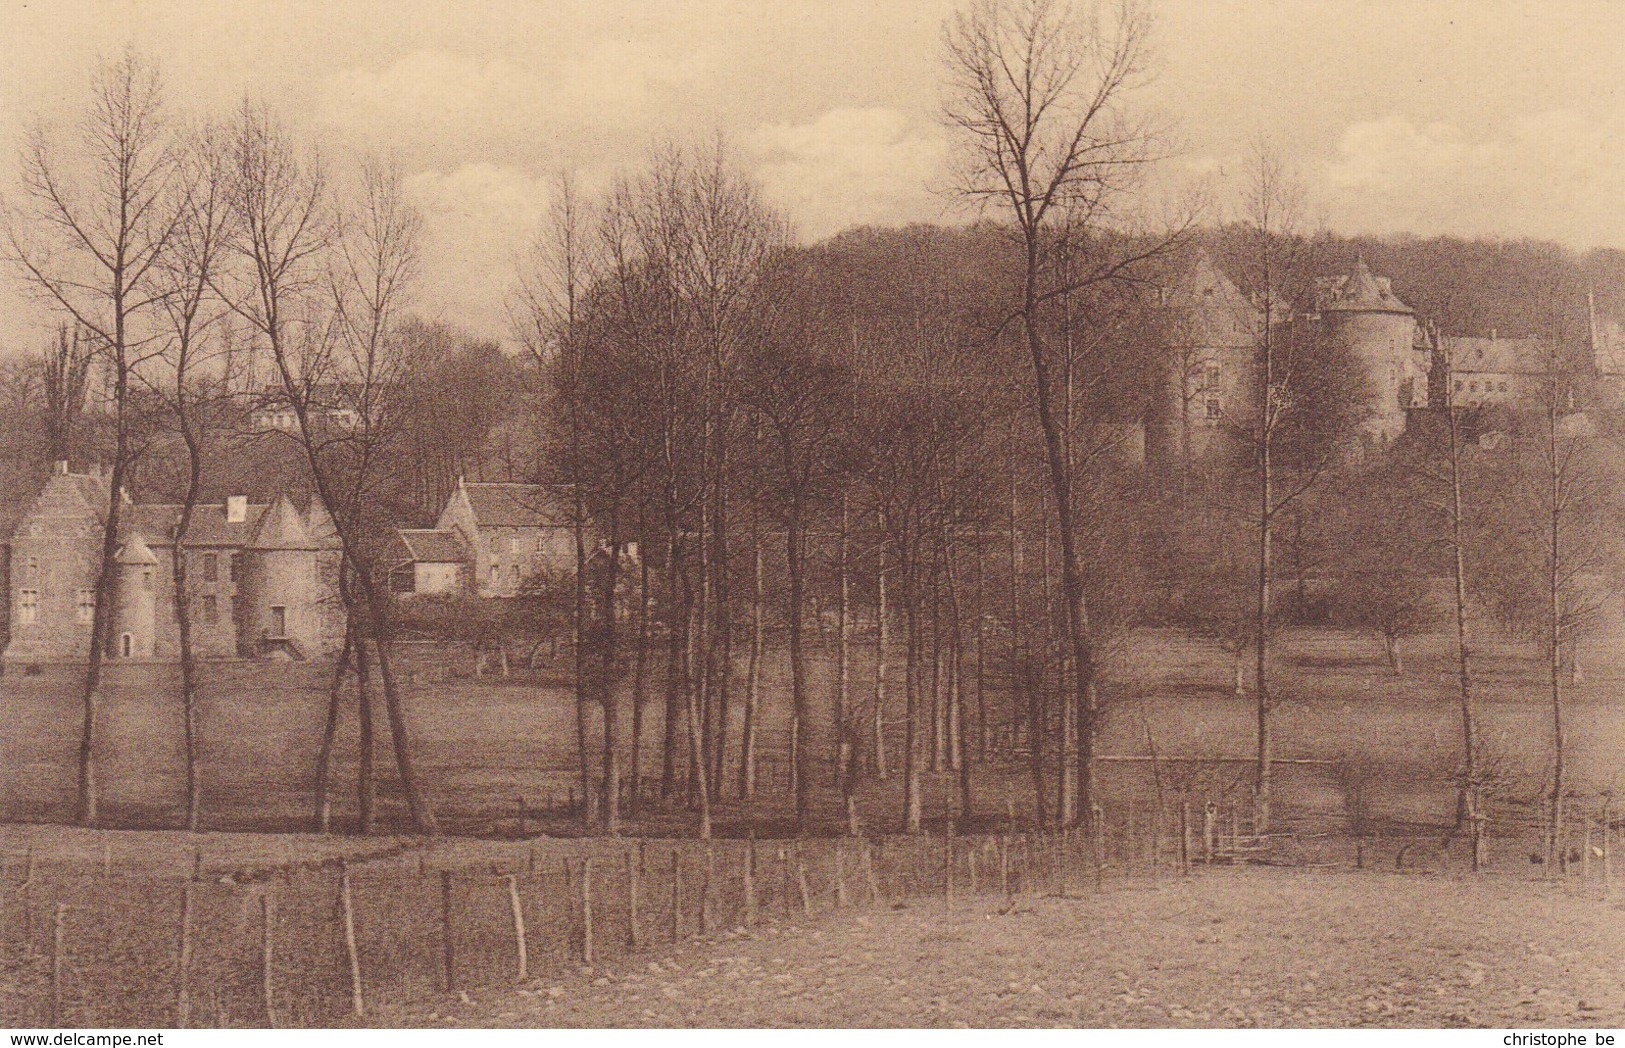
[55,460,69,475]
[226,495,248,524]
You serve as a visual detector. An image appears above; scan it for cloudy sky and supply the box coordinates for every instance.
[0,0,1620,345]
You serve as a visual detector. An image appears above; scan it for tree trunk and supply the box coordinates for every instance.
[77,406,131,826]
[835,495,852,791]
[708,437,732,803]
[1547,391,1565,873]
[785,483,812,830]
[901,525,922,834]
[1445,393,1481,866]
[740,527,763,798]
[171,419,205,831]
[1254,328,1276,834]
[573,484,593,828]
[660,530,684,799]
[598,535,623,835]
[872,527,890,780]
[314,621,353,833]
[629,533,651,816]
[355,631,376,835]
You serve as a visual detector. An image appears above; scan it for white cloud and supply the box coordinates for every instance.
[1321,111,1625,248]
[747,107,951,240]
[315,45,710,147]
[403,163,554,339]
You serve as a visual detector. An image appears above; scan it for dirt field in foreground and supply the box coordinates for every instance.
[377,867,1625,1029]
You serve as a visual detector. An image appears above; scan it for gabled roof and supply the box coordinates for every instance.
[131,503,269,548]
[1317,258,1413,315]
[396,528,468,564]
[248,497,318,551]
[1443,336,1557,375]
[461,482,571,529]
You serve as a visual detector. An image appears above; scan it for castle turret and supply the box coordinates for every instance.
[111,532,158,660]
[240,497,320,659]
[1316,259,1424,444]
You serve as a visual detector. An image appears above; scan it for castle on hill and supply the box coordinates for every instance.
[1149,251,1611,463]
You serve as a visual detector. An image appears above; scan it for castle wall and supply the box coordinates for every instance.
[1321,310,1421,444]
[240,547,319,658]
[145,549,249,661]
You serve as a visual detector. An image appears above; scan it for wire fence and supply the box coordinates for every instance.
[0,790,1615,1028]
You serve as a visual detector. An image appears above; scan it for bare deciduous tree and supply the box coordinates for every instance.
[5,49,181,825]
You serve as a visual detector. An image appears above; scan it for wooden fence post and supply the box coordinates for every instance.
[176,880,195,1027]
[439,870,455,994]
[627,847,642,950]
[795,847,812,917]
[101,842,112,879]
[669,848,682,942]
[942,828,953,909]
[778,847,792,917]
[50,902,66,1027]
[1202,801,1217,864]
[834,841,849,908]
[1602,802,1613,893]
[966,841,979,894]
[1179,801,1191,876]
[23,846,36,959]
[506,874,528,983]
[261,887,276,1027]
[743,838,758,926]
[1092,806,1105,891]
[340,863,365,1019]
[580,858,594,966]
[864,841,882,906]
[999,833,1011,903]
[700,845,713,936]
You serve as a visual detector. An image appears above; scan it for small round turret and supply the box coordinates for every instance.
[240,497,320,658]
[111,532,158,660]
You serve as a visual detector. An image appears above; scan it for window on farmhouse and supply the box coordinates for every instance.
[201,596,218,625]
[76,589,95,623]
[203,552,218,582]
[1205,397,1222,420]
[19,589,40,625]
[229,552,242,584]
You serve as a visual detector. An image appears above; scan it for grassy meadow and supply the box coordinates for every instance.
[0,622,1620,837]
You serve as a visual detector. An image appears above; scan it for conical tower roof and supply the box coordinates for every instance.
[247,496,318,551]
[114,532,159,566]
[1322,257,1413,315]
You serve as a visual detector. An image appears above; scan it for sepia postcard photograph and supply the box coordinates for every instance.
[0,0,1621,1037]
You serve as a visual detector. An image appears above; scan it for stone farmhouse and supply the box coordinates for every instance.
[1,465,345,666]
[390,479,579,600]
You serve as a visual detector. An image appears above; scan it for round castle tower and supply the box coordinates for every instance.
[1317,258,1422,445]
[239,496,320,659]
[111,532,158,660]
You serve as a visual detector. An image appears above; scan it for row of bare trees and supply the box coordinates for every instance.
[4,51,441,833]
[4,2,1618,855]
